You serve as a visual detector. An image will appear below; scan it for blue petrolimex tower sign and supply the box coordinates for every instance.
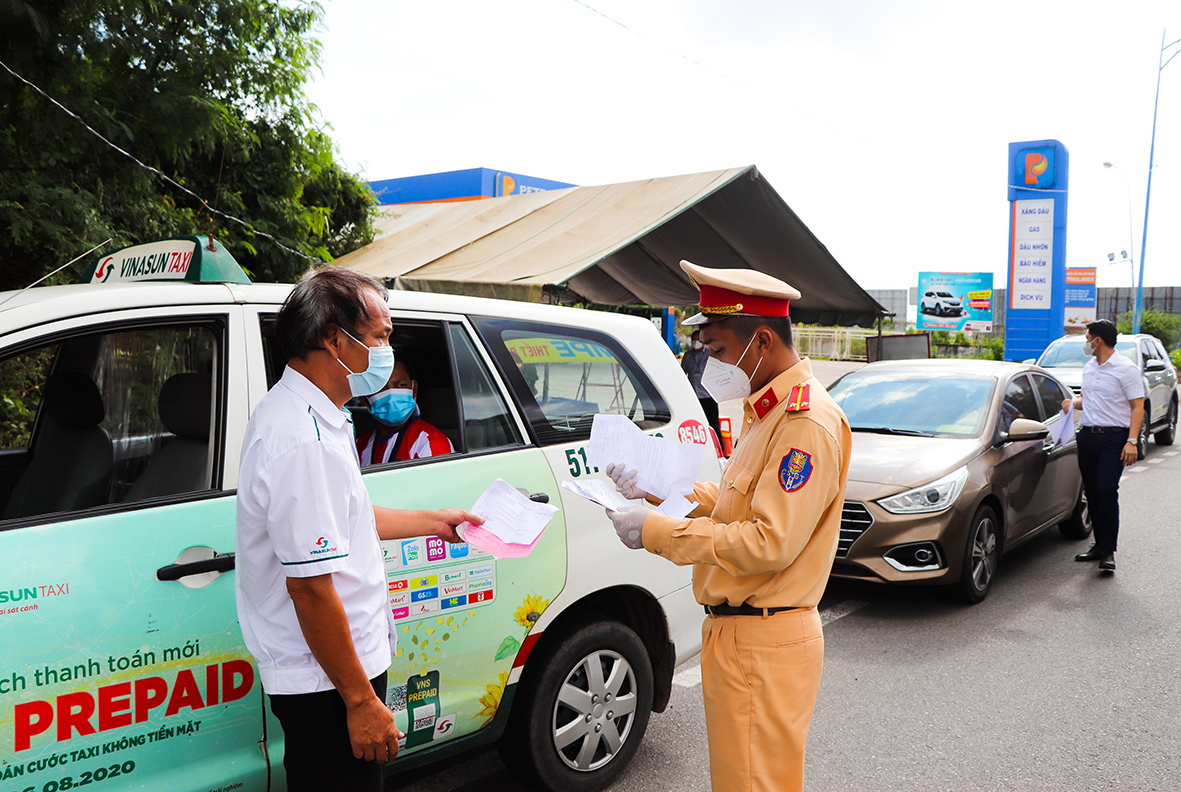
[1005,139,1069,362]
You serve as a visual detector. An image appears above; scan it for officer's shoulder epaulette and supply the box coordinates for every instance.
[784,383,811,413]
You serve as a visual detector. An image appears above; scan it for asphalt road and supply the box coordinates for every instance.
[391,426,1181,792]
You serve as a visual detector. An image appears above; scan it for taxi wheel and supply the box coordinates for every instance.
[1058,486,1092,540]
[957,505,999,604]
[499,618,653,791]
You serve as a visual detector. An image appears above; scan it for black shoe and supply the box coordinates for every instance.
[1099,552,1116,572]
[1075,545,1104,562]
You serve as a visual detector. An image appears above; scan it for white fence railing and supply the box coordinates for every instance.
[793,328,879,361]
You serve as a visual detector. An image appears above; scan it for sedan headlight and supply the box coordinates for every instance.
[876,466,969,515]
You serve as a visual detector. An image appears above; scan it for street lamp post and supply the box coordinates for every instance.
[1103,162,1136,294]
[1134,29,1181,334]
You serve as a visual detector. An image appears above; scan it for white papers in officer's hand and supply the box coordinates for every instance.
[654,493,694,519]
[587,414,704,500]
[561,479,635,512]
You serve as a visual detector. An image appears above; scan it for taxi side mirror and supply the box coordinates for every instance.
[1146,359,1166,372]
[1001,418,1050,443]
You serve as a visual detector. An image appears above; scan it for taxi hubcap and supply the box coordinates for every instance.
[551,649,638,772]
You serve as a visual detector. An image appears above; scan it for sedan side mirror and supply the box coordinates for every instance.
[1146,359,1166,372]
[1000,417,1050,443]
[1022,358,1036,364]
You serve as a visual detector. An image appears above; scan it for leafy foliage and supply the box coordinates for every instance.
[0,0,376,288]
[1115,310,1181,349]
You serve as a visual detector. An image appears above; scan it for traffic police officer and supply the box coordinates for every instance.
[605,260,852,792]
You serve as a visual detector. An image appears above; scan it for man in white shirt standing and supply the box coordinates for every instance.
[235,267,481,791]
[1063,319,1145,573]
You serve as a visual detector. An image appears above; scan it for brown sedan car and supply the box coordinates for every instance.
[827,360,1091,602]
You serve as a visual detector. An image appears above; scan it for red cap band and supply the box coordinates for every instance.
[698,284,790,318]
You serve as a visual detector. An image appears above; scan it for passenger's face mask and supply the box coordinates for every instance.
[692,340,704,351]
[1081,337,1096,357]
[370,387,416,427]
[337,328,395,398]
[700,333,762,403]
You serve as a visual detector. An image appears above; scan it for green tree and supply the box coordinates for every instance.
[0,0,376,288]
[1115,310,1181,348]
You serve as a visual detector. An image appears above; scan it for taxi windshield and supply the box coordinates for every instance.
[1038,340,1136,368]
[828,372,996,438]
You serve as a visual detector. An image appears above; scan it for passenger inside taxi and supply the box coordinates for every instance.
[356,358,455,466]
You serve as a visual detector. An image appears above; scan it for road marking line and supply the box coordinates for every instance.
[1146,458,1162,464]
[821,600,868,626]
[672,665,701,688]
[1127,466,1146,473]
[1165,451,1179,457]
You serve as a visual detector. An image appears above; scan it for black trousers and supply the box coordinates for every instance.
[1076,430,1127,552]
[269,672,389,792]
[699,397,722,449]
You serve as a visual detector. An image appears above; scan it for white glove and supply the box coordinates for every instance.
[606,463,649,501]
[606,505,650,550]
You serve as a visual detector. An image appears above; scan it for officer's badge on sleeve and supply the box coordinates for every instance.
[779,449,813,492]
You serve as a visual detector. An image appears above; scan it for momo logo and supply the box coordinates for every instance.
[310,536,338,556]
[1021,147,1055,187]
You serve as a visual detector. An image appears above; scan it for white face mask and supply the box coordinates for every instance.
[700,333,762,403]
[1081,338,1096,357]
[692,340,704,351]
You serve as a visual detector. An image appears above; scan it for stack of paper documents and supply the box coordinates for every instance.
[459,479,558,559]
[566,414,704,519]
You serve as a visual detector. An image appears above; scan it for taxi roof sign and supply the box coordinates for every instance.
[82,236,251,285]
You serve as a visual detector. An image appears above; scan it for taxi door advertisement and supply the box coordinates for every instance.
[362,451,566,758]
[0,498,267,792]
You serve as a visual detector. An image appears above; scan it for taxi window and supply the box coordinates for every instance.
[473,317,670,446]
[1001,374,1039,431]
[450,324,523,452]
[0,322,222,524]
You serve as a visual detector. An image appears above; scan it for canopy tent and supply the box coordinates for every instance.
[337,165,885,327]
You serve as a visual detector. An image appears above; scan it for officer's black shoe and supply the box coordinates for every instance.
[1099,552,1116,572]
[1075,545,1104,562]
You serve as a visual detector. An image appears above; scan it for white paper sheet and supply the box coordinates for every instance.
[561,479,635,512]
[654,493,695,519]
[464,478,558,546]
[1053,403,1076,446]
[586,414,705,500]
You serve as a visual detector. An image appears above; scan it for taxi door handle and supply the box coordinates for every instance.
[157,552,236,581]
[514,486,549,504]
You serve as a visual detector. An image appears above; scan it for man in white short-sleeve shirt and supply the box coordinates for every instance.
[1062,319,1145,573]
[235,267,481,792]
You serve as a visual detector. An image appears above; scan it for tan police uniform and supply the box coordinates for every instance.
[641,261,852,792]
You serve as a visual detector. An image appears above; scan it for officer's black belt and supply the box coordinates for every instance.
[1079,426,1131,434]
[705,603,799,617]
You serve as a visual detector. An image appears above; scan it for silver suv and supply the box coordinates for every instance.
[1035,333,1178,458]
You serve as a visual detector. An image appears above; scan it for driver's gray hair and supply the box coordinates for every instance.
[275,266,388,360]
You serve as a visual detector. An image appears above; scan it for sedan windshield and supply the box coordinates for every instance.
[828,372,996,438]
[1038,340,1136,368]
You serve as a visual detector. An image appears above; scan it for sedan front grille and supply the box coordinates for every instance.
[837,502,874,558]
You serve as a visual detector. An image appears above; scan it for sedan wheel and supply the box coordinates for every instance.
[1154,399,1177,446]
[958,505,1000,603]
[1137,415,1150,460]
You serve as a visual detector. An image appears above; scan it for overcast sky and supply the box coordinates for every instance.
[305,1,1181,292]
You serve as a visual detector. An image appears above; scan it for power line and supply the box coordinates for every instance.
[0,57,320,265]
